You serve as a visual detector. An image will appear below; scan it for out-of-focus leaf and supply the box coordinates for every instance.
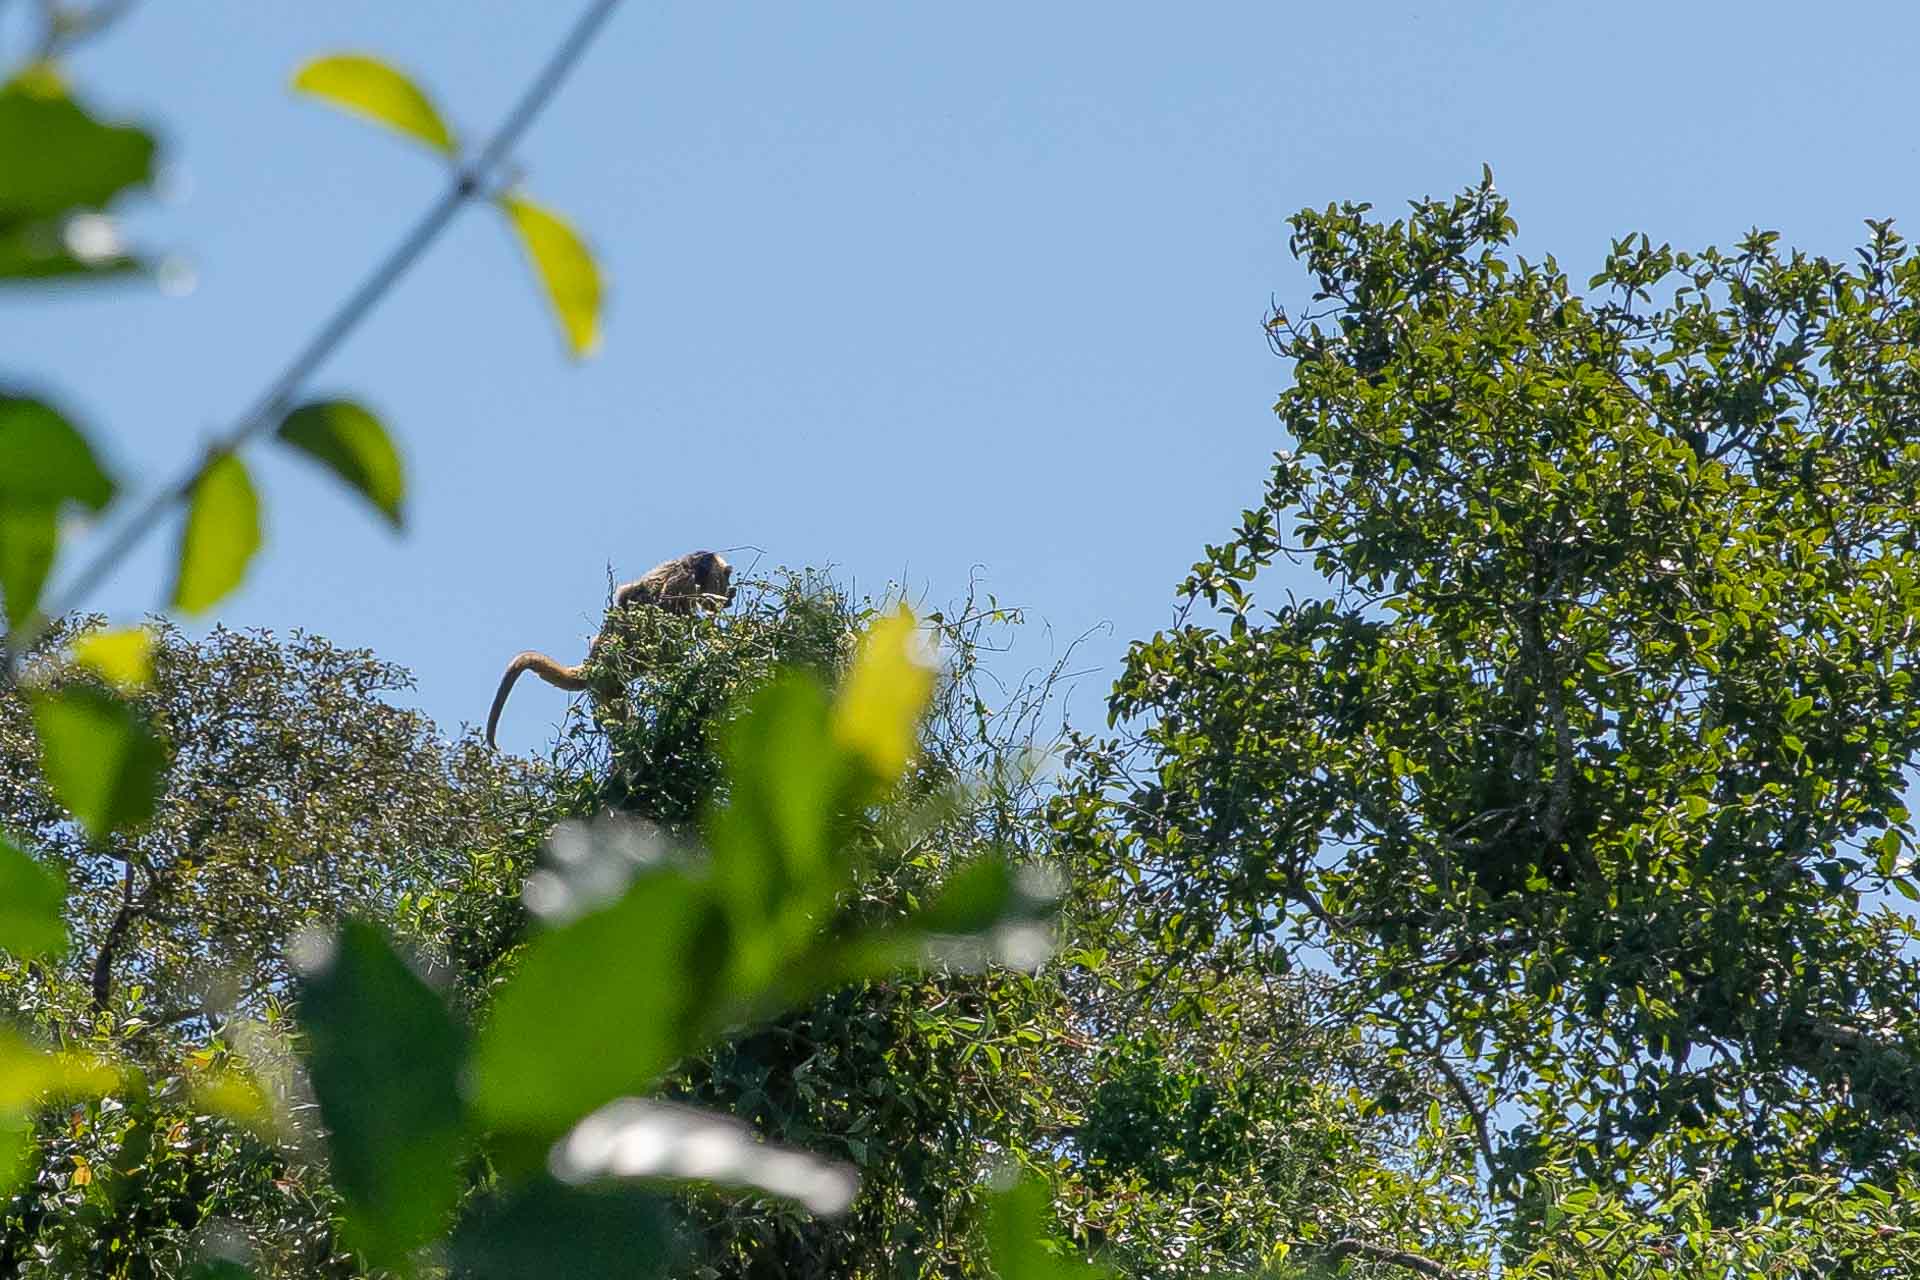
[832,606,935,783]
[449,1179,675,1280]
[291,54,457,155]
[276,399,406,528]
[70,624,153,691]
[186,1261,258,1280]
[0,394,116,509]
[188,1069,274,1135]
[0,81,155,219]
[0,834,66,960]
[0,1029,118,1197]
[499,194,602,358]
[30,685,165,838]
[0,217,141,282]
[469,870,723,1140]
[170,452,260,613]
[914,855,1017,935]
[0,503,56,629]
[294,920,467,1267]
[553,1099,858,1216]
[986,1176,1106,1280]
[707,677,845,968]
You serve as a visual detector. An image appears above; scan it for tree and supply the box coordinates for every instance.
[0,617,545,1033]
[1056,171,1920,1269]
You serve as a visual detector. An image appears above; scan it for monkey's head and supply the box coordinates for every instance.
[688,550,734,609]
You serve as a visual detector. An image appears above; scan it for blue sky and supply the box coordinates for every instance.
[8,2,1918,751]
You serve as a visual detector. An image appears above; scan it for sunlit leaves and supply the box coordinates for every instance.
[170,452,260,613]
[467,870,721,1139]
[500,194,602,359]
[291,54,456,155]
[294,920,466,1267]
[0,834,66,960]
[69,624,153,691]
[29,685,165,839]
[833,606,936,782]
[276,399,406,529]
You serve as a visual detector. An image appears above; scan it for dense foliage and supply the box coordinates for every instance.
[1057,172,1920,1272]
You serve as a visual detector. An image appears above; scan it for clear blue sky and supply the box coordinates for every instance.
[8,2,1918,750]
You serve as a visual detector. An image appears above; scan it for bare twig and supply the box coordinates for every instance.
[1309,1237,1477,1280]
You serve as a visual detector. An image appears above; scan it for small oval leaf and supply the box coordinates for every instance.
[30,685,166,839]
[500,193,602,359]
[291,54,457,155]
[171,452,260,614]
[69,624,153,692]
[277,400,406,529]
[0,834,67,961]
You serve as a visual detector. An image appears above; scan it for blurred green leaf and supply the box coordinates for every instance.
[0,217,141,282]
[500,193,602,358]
[69,624,154,692]
[0,394,117,509]
[450,1179,675,1280]
[296,920,467,1267]
[0,81,155,220]
[185,1261,258,1280]
[0,1029,118,1197]
[913,855,1016,934]
[276,399,406,528]
[832,606,935,783]
[707,676,845,966]
[291,54,457,155]
[170,452,260,613]
[469,869,724,1140]
[0,503,56,629]
[30,685,165,839]
[0,833,67,960]
[986,1176,1106,1280]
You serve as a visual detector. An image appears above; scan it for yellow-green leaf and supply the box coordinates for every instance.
[291,54,456,155]
[171,452,260,614]
[30,686,166,838]
[276,400,406,529]
[832,607,936,783]
[499,193,602,358]
[69,625,153,692]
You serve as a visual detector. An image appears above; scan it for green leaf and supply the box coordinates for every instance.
[0,503,57,629]
[0,81,155,219]
[0,394,116,509]
[707,676,846,962]
[0,1029,118,1197]
[986,1176,1105,1280]
[913,856,1017,935]
[276,399,406,529]
[499,193,602,358]
[30,685,166,839]
[295,920,467,1267]
[170,452,260,613]
[449,1180,675,1280]
[468,869,725,1140]
[0,834,66,961]
[290,54,457,155]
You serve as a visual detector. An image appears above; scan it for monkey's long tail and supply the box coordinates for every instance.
[486,650,591,748]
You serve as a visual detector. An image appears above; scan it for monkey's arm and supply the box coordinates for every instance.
[485,650,590,748]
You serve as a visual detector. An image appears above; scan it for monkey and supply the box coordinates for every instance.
[485,550,733,748]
